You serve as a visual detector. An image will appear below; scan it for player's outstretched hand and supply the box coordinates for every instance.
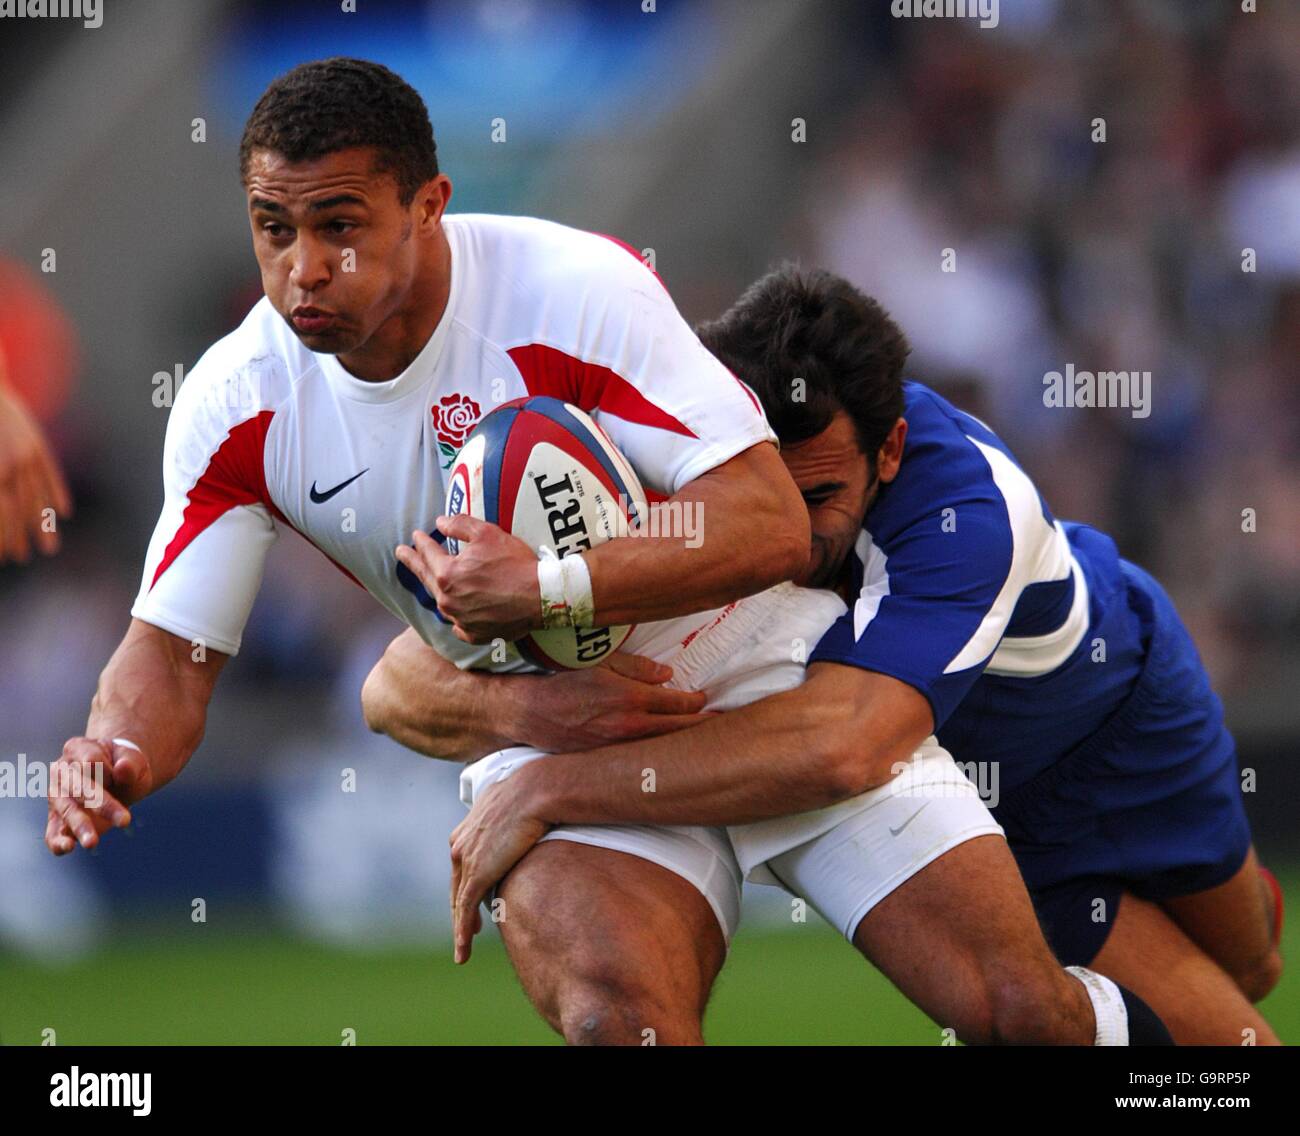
[0,382,73,564]
[44,737,152,855]
[522,651,710,753]
[448,774,550,964]
[395,516,539,644]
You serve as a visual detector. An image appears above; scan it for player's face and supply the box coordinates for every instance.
[244,146,449,365]
[780,411,905,589]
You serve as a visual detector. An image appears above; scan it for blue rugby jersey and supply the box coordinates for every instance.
[809,382,1147,793]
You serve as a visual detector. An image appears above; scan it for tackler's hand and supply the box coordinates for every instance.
[448,770,550,964]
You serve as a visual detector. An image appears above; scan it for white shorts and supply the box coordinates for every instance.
[458,582,848,947]
[460,741,1004,948]
[459,748,744,944]
[460,583,1003,947]
[760,744,1005,940]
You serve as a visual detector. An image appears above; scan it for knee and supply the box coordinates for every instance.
[935,979,1010,1047]
[1231,948,1283,1005]
[557,967,701,1046]
[560,993,655,1046]
[976,972,1093,1046]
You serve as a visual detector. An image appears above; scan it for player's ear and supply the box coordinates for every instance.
[876,417,907,484]
[417,175,453,232]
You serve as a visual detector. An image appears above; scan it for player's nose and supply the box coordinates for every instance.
[289,238,331,291]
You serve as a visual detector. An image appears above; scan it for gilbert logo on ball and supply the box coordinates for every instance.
[444,397,647,670]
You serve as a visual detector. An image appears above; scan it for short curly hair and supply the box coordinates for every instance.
[695,264,910,466]
[239,57,439,205]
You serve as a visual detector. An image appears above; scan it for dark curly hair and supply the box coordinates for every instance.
[239,57,439,205]
[695,264,910,468]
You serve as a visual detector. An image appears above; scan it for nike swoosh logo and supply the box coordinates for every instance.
[309,468,369,504]
[889,802,930,837]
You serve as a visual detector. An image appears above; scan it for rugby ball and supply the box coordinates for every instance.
[444,396,648,670]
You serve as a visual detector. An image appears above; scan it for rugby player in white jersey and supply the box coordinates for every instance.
[45,58,1163,1046]
[43,59,798,938]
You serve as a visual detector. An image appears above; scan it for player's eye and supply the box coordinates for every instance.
[261,222,290,238]
[324,219,356,234]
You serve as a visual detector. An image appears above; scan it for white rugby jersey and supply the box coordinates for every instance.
[132,213,774,669]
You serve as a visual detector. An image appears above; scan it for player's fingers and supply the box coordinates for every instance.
[45,812,76,856]
[639,686,709,715]
[0,480,25,563]
[449,833,464,956]
[32,431,73,519]
[449,872,461,958]
[452,872,472,963]
[401,532,453,600]
[53,755,132,826]
[604,652,673,684]
[49,738,126,842]
[51,795,100,849]
[16,460,53,557]
[9,460,42,561]
[81,782,132,827]
[450,832,487,964]
[411,528,452,563]
[454,873,488,965]
[434,513,491,543]
[394,543,437,595]
[26,446,68,556]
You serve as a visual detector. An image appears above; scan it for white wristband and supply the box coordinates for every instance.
[537,548,595,629]
[537,549,569,627]
[560,553,595,629]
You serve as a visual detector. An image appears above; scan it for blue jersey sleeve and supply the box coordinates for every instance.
[809,487,1016,731]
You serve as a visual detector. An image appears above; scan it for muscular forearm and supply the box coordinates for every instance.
[525,688,844,826]
[85,619,223,797]
[362,628,527,762]
[586,441,809,626]
[516,666,933,828]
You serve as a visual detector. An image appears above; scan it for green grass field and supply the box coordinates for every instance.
[3,872,1296,1046]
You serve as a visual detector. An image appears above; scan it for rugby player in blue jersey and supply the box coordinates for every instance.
[371,266,1280,1045]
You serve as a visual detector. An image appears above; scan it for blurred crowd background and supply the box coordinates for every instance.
[0,0,1296,968]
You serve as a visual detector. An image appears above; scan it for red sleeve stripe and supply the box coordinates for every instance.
[591,231,761,415]
[150,411,276,590]
[507,342,697,439]
[150,408,366,593]
[588,232,764,418]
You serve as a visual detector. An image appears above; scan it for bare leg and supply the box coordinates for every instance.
[1090,890,1281,1045]
[1158,847,1283,1004]
[494,839,726,1045]
[848,835,1097,1045]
